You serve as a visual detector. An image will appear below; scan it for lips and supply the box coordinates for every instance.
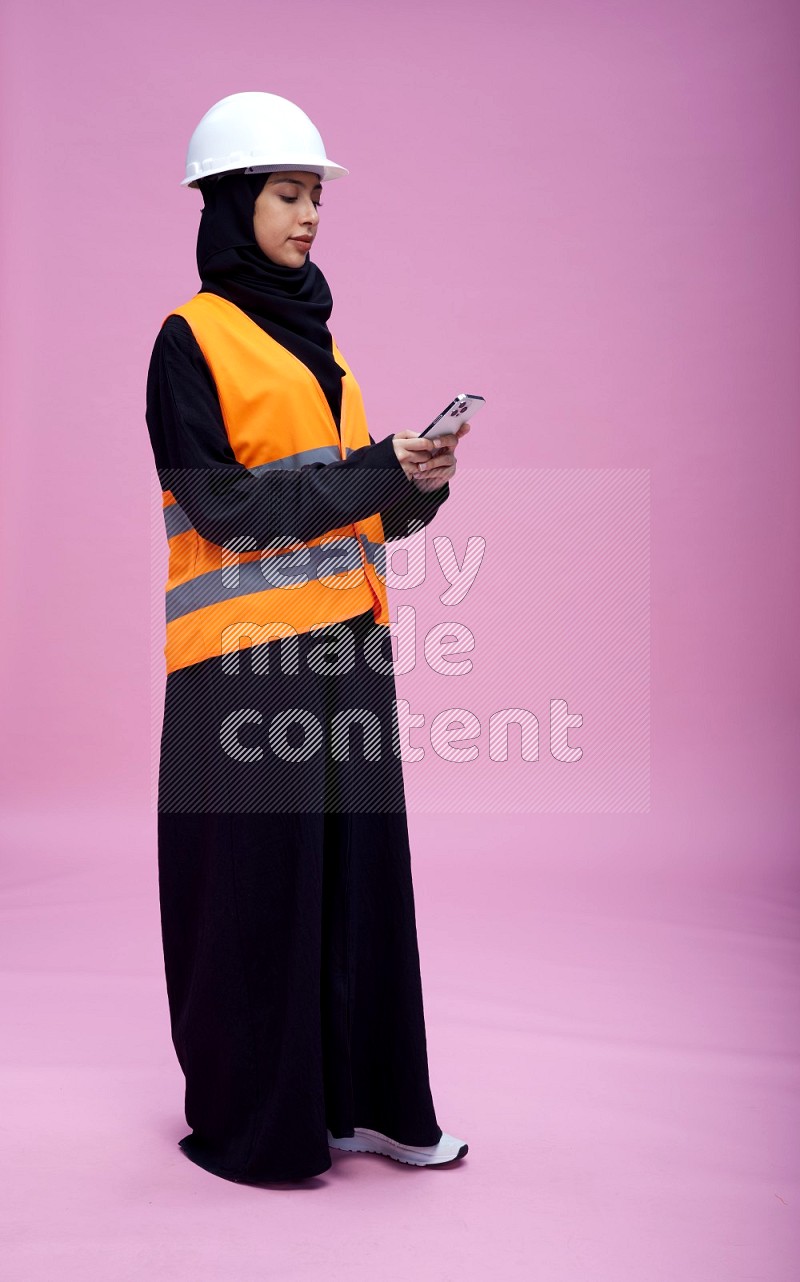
[291,237,313,246]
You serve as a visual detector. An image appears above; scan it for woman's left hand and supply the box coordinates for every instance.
[412,421,470,491]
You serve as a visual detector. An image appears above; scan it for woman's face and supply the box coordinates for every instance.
[253,170,323,266]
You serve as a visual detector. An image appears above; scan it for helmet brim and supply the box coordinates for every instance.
[182,158,348,187]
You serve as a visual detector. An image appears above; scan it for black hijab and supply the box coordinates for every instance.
[196,171,345,429]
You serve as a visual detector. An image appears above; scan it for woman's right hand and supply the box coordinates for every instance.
[392,431,438,481]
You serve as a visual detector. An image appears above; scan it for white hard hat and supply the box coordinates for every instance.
[182,91,349,188]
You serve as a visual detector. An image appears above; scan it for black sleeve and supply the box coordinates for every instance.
[145,314,427,550]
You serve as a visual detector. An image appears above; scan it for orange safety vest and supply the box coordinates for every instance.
[160,292,390,675]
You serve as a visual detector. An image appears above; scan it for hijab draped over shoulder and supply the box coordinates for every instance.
[196,171,346,427]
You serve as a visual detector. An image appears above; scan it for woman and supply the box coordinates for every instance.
[145,92,469,1184]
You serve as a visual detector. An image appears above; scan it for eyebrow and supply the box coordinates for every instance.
[271,177,323,191]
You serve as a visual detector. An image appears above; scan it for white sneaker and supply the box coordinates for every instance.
[327,1126,468,1166]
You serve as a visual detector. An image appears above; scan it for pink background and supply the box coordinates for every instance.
[2,0,799,1278]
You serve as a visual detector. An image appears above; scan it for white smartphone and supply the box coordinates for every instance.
[420,393,486,440]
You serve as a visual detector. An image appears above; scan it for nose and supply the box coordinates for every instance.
[301,197,320,228]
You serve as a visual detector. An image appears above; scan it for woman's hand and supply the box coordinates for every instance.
[392,421,470,487]
[396,421,471,491]
[392,431,438,480]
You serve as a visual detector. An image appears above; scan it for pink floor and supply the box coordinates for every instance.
[3,802,797,1281]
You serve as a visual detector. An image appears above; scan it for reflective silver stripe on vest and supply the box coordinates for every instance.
[249,444,349,476]
[163,445,357,540]
[358,534,387,581]
[165,535,370,623]
[163,503,194,540]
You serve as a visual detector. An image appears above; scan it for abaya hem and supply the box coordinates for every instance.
[177,1133,333,1184]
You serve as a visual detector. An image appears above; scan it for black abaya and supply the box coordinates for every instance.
[146,315,449,1183]
[158,610,442,1183]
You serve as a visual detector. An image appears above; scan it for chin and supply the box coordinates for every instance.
[265,248,305,266]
